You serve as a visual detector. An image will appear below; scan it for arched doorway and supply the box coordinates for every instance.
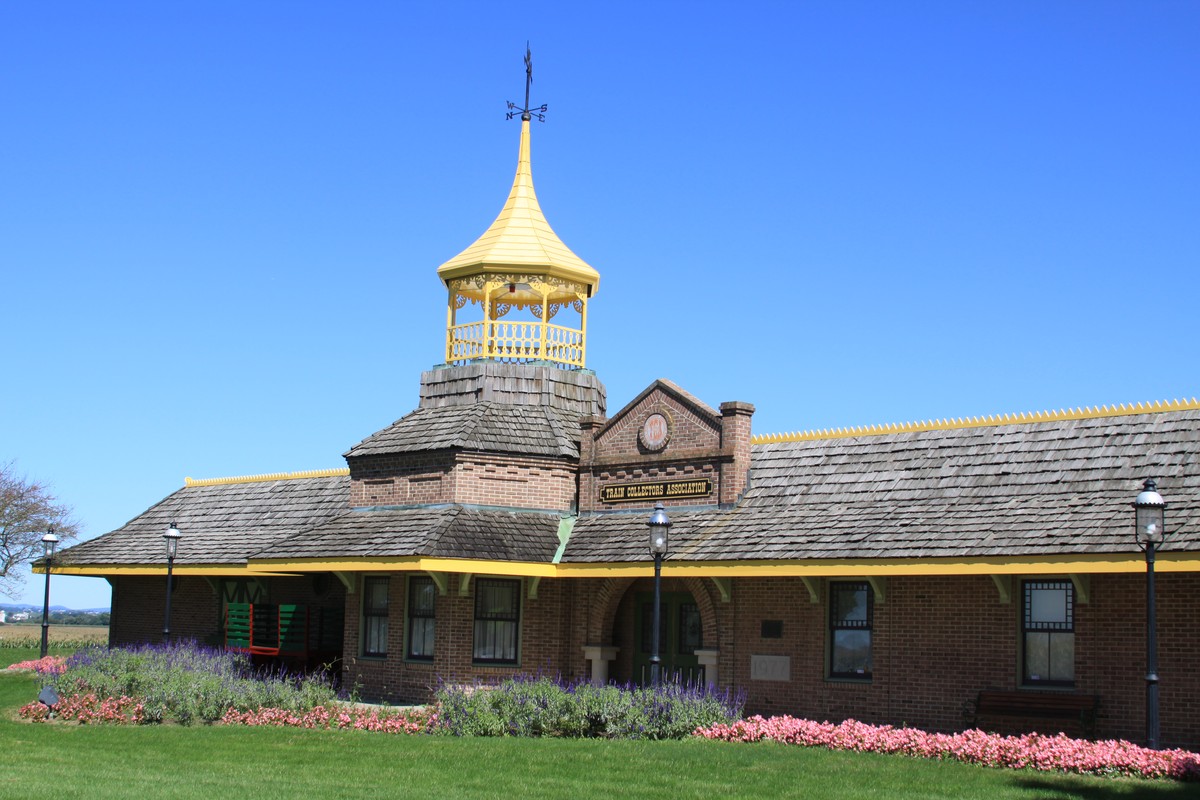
[632,589,704,684]
[607,577,717,686]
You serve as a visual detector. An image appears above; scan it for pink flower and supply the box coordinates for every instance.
[693,716,1199,781]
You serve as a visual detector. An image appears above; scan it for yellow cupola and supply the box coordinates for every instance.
[437,60,598,370]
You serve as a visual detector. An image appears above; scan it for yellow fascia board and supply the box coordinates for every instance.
[553,552,1200,578]
[37,564,295,578]
[247,557,558,578]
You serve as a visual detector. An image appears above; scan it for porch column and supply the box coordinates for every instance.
[695,649,720,687]
[582,645,619,686]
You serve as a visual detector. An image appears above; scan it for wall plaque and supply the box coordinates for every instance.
[599,478,713,504]
[639,412,671,451]
[750,655,791,682]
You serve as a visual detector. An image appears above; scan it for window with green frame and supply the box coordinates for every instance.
[473,578,520,664]
[362,576,389,658]
[1022,580,1074,686]
[406,575,436,661]
[829,581,872,679]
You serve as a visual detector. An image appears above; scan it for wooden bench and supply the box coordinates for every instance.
[966,690,1098,735]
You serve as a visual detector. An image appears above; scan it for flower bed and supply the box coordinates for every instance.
[222,704,435,733]
[6,655,67,674]
[694,715,1200,781]
[20,693,144,724]
[41,641,340,724]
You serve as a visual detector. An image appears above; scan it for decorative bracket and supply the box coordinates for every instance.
[710,577,731,603]
[1069,574,1090,604]
[990,575,1012,604]
[799,577,822,604]
[333,572,356,593]
[866,576,887,604]
[459,573,474,597]
[528,576,541,600]
[426,571,449,597]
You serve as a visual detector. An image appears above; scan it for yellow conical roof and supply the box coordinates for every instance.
[436,119,600,294]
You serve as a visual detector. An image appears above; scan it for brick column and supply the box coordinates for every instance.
[578,415,605,512]
[719,401,755,505]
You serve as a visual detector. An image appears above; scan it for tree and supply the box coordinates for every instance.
[0,462,79,598]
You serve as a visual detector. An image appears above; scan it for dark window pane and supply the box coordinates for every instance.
[678,603,702,655]
[832,630,872,676]
[473,579,519,664]
[1022,581,1074,685]
[829,582,872,679]
[362,577,389,658]
[406,577,435,660]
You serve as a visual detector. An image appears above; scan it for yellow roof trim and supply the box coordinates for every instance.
[184,468,349,487]
[45,553,1200,578]
[436,119,599,291]
[553,552,1200,578]
[248,556,557,578]
[38,564,296,577]
[753,397,1200,444]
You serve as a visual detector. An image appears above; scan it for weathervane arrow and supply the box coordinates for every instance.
[506,43,548,122]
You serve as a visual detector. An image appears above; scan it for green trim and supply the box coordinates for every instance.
[552,516,576,564]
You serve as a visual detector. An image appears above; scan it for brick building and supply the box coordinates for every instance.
[49,108,1200,748]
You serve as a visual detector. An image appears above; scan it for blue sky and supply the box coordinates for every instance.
[3,2,1198,608]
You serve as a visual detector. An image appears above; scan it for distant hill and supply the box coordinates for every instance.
[0,603,110,614]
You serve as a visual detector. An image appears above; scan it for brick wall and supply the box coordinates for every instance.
[340,573,580,704]
[579,386,753,513]
[453,454,577,510]
[349,452,455,507]
[722,573,1200,748]
[110,575,345,651]
[110,576,221,645]
[111,569,1200,748]
[349,451,576,511]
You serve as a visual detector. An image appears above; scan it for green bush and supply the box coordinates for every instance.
[49,641,339,725]
[435,675,743,739]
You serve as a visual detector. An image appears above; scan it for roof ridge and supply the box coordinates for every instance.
[752,397,1200,444]
[184,468,350,487]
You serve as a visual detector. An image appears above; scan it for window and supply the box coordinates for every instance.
[1023,580,1074,686]
[829,581,872,679]
[473,578,520,664]
[678,603,702,655]
[406,576,436,661]
[362,576,389,658]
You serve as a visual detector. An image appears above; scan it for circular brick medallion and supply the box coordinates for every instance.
[639,411,671,451]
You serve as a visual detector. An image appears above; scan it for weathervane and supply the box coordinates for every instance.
[506,43,547,122]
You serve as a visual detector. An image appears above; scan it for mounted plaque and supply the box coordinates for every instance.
[599,478,713,504]
[638,411,671,451]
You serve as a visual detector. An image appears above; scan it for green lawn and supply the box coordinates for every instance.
[0,648,1193,800]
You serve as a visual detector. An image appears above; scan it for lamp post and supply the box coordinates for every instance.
[647,502,671,687]
[1133,479,1166,750]
[162,522,182,641]
[39,529,59,658]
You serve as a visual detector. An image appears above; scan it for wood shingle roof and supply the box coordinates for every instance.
[561,408,1200,563]
[344,402,580,459]
[55,475,349,566]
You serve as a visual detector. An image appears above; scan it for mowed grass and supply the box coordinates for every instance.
[0,648,1192,800]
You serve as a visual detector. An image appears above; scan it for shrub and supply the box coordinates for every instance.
[44,641,339,725]
[435,675,744,739]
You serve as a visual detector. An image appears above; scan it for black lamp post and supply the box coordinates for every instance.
[39,529,59,658]
[162,522,182,641]
[1133,479,1166,750]
[647,502,671,686]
